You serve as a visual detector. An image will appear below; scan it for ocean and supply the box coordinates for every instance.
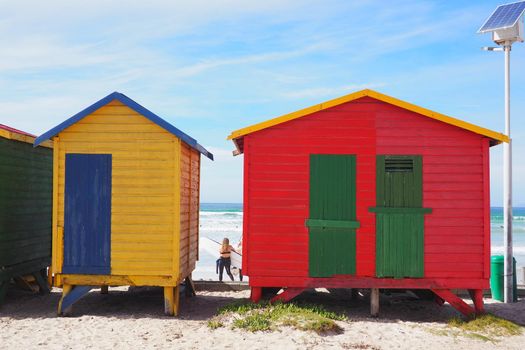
[194,203,525,281]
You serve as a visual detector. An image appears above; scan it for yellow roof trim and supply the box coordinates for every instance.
[227,89,509,145]
[0,128,53,148]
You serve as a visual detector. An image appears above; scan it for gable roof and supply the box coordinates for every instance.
[1,123,52,148]
[227,89,508,152]
[34,92,213,160]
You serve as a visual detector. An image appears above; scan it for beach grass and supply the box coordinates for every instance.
[209,299,346,333]
[428,313,524,342]
[447,313,522,337]
[207,319,224,329]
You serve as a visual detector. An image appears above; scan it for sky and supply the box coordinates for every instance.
[1,0,524,205]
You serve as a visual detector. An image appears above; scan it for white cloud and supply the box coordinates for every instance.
[1,0,524,204]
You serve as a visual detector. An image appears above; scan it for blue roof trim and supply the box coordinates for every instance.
[194,142,214,161]
[34,92,213,160]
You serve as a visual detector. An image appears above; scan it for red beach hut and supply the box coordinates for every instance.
[227,89,508,317]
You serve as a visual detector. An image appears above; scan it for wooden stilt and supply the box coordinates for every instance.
[270,287,305,303]
[173,285,180,316]
[431,289,475,317]
[100,285,109,294]
[47,266,53,287]
[58,285,92,316]
[33,270,50,295]
[58,284,72,316]
[0,281,9,306]
[468,289,484,314]
[370,288,380,317]
[185,275,196,297]
[250,287,262,303]
[14,276,36,292]
[351,288,359,300]
[164,286,175,316]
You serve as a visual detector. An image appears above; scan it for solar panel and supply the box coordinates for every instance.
[478,1,525,33]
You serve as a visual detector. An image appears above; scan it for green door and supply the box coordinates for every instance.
[307,154,359,277]
[370,156,431,278]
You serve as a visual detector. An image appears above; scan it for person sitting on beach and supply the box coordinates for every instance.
[218,237,236,282]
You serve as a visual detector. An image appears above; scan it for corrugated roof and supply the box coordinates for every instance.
[34,92,213,160]
[227,89,508,152]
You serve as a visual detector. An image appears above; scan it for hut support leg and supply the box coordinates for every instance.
[164,286,180,316]
[47,266,53,287]
[33,270,50,295]
[0,281,8,306]
[58,285,92,316]
[351,288,359,300]
[270,287,305,303]
[468,289,484,314]
[14,276,35,292]
[434,294,445,306]
[185,275,196,297]
[431,289,475,317]
[100,285,109,294]
[370,288,380,317]
[250,287,262,303]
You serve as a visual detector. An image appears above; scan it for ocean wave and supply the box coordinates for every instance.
[200,211,243,217]
[491,216,525,221]
[491,226,525,233]
[200,218,242,225]
[200,227,243,233]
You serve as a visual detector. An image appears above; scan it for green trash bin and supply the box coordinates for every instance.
[490,255,517,302]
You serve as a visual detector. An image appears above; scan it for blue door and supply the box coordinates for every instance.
[63,154,112,274]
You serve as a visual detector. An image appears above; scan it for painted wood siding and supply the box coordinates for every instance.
[243,96,489,286]
[375,100,487,280]
[244,99,377,280]
[0,138,52,269]
[55,100,178,276]
[179,143,200,279]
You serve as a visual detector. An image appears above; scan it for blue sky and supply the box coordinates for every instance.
[1,0,524,204]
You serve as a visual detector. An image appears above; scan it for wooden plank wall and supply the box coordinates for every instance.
[244,96,488,286]
[55,100,177,276]
[0,138,52,271]
[244,98,377,280]
[375,100,486,280]
[179,143,200,279]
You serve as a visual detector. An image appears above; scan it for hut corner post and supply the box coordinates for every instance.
[250,287,262,303]
[164,286,180,316]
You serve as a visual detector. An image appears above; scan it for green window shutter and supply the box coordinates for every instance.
[378,155,422,207]
[308,154,358,277]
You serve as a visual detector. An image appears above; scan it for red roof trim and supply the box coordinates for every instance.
[0,124,36,138]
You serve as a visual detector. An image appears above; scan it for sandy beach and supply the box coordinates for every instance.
[0,286,524,350]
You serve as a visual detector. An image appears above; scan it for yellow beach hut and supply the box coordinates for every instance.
[34,92,213,316]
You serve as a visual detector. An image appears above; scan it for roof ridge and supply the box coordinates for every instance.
[34,92,213,160]
[227,89,508,147]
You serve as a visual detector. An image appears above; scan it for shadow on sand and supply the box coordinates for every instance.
[1,284,524,326]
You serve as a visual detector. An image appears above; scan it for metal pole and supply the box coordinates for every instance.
[503,42,513,303]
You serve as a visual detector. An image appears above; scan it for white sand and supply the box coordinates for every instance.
[1,286,524,350]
